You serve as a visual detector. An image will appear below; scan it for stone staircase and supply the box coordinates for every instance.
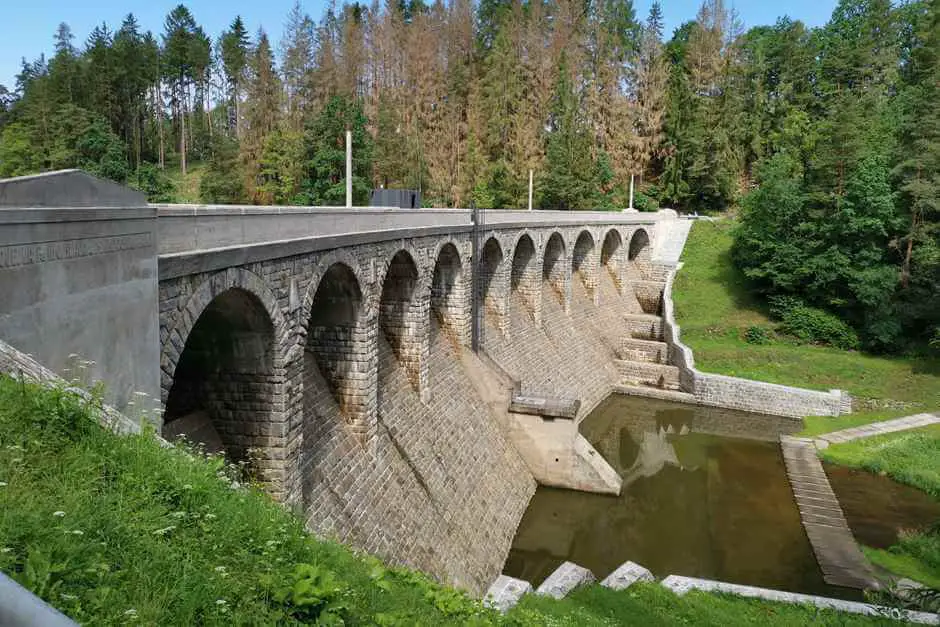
[618,307,681,391]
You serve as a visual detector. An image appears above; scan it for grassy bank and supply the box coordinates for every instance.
[672,219,940,433]
[822,426,940,589]
[0,376,903,625]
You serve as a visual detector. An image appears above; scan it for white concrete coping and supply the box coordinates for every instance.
[600,561,655,590]
[661,575,940,625]
[536,561,596,599]
[484,575,533,613]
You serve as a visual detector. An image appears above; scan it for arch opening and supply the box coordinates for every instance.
[480,237,504,318]
[601,229,624,287]
[305,262,372,437]
[572,230,596,293]
[510,234,538,317]
[542,232,567,306]
[629,229,651,282]
[163,287,276,463]
[379,250,425,391]
[431,243,466,344]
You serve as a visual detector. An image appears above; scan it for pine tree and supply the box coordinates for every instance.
[632,1,668,184]
[220,17,250,138]
[241,30,282,202]
[281,3,316,130]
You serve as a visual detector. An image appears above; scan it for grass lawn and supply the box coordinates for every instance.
[0,376,905,625]
[164,160,206,203]
[672,219,940,435]
[822,426,940,589]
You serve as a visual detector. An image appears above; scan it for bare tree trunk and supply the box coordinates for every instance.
[180,88,187,176]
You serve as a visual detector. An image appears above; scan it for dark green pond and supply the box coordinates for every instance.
[504,395,940,598]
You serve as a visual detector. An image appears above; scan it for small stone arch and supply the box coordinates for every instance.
[571,229,599,301]
[161,268,289,494]
[480,236,509,336]
[510,232,540,324]
[378,249,429,400]
[304,261,376,445]
[628,228,652,282]
[600,228,626,294]
[431,241,470,346]
[542,231,570,312]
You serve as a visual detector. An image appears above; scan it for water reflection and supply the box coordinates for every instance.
[504,395,863,599]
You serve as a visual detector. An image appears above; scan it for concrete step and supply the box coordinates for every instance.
[624,313,664,341]
[615,359,681,390]
[620,338,668,363]
[614,384,696,404]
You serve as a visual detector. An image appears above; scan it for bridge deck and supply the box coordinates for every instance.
[779,436,879,590]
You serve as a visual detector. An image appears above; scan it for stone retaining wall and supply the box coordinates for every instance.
[660,267,848,418]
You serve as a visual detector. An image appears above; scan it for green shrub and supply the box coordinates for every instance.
[633,191,659,212]
[744,326,772,345]
[767,296,860,350]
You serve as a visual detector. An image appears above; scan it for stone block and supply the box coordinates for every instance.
[536,561,595,599]
[484,575,532,613]
[600,561,655,590]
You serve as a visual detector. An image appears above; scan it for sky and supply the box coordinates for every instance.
[0,0,840,92]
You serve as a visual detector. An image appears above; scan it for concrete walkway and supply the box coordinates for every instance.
[779,436,880,590]
[817,412,940,448]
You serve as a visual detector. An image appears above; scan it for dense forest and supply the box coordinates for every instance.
[0,0,937,351]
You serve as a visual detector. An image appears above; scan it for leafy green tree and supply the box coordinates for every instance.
[540,56,595,210]
[297,96,372,206]
[200,135,246,203]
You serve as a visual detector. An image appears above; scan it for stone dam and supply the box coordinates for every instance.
[0,170,850,595]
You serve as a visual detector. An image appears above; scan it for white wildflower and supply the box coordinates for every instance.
[53,511,66,517]
[0,482,7,487]
[204,513,216,520]
[152,525,176,536]
[123,609,138,616]
[1,547,12,553]
[71,530,84,536]
[215,599,227,606]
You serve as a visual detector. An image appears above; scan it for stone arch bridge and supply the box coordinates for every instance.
[0,170,682,594]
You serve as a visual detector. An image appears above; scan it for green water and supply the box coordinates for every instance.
[505,395,866,597]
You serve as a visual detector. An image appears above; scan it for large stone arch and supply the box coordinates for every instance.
[303,260,376,446]
[431,241,470,347]
[378,248,429,401]
[571,229,599,303]
[161,267,290,495]
[628,228,652,283]
[509,231,541,325]
[480,236,509,337]
[542,231,570,313]
[600,228,626,295]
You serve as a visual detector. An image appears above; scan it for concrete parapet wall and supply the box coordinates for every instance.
[0,201,160,417]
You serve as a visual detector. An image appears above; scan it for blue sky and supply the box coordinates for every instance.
[0,0,839,91]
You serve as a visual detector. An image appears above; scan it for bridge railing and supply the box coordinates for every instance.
[155,204,664,256]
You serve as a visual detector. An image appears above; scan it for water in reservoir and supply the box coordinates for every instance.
[504,395,939,598]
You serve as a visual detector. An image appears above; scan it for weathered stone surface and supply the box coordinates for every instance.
[536,561,596,599]
[661,576,939,625]
[657,266,850,418]
[600,561,655,590]
[484,575,533,613]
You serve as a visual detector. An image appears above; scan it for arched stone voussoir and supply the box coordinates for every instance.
[161,267,290,404]
[299,249,373,335]
[372,242,432,318]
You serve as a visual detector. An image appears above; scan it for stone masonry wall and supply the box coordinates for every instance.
[156,220,666,596]
[659,265,848,418]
